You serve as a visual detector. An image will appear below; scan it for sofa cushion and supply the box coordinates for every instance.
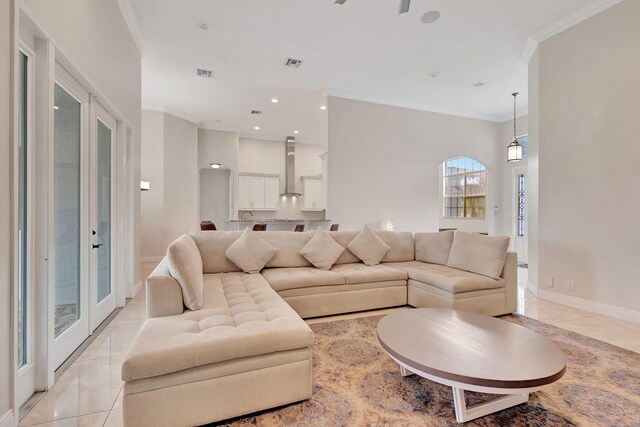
[299,229,345,270]
[190,231,243,274]
[259,232,313,268]
[447,232,510,279]
[348,226,391,266]
[376,231,415,262]
[122,272,314,382]
[261,267,345,292]
[167,234,204,310]
[415,231,454,265]
[225,228,278,274]
[386,261,504,294]
[327,230,361,265]
[331,263,408,284]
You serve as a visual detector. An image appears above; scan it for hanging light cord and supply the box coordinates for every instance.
[512,92,518,140]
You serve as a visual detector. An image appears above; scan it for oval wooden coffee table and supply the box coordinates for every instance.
[377,308,566,423]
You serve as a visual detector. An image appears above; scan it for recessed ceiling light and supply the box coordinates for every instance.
[254,126,261,130]
[429,72,440,78]
[54,105,60,110]
[210,163,221,169]
[293,130,299,134]
[473,82,486,87]
[320,105,327,110]
[421,11,441,24]
[197,21,209,30]
[271,98,279,103]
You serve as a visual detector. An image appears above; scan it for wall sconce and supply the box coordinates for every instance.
[140,181,150,191]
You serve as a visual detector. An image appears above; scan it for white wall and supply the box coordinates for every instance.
[327,97,502,232]
[162,113,199,249]
[533,0,640,312]
[238,138,326,220]
[140,111,164,257]
[198,128,240,223]
[22,0,143,287]
[199,169,230,228]
[140,111,199,256]
[1,0,14,419]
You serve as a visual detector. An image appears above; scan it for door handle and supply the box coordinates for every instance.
[92,244,103,249]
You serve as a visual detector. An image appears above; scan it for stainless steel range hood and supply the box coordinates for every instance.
[281,136,302,197]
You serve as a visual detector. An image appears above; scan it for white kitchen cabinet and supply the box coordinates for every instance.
[302,177,323,211]
[264,177,280,210]
[238,174,279,210]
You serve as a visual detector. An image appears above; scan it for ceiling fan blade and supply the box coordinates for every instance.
[398,0,411,14]
[334,0,347,4]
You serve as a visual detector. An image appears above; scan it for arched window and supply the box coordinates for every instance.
[443,157,486,218]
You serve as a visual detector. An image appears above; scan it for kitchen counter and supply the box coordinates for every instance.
[227,219,332,231]
[228,219,331,222]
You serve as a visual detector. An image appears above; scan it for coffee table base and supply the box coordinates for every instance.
[398,364,533,423]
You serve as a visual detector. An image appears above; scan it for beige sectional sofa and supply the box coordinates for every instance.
[122,229,516,426]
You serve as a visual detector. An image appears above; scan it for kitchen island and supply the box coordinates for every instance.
[227,219,332,231]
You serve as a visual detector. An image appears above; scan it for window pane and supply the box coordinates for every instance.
[54,84,82,337]
[96,120,111,303]
[517,136,528,158]
[518,174,525,236]
[18,52,28,368]
[464,196,486,218]
[465,172,486,196]
[444,197,464,218]
[445,175,464,196]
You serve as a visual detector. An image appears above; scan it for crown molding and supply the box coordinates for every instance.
[327,92,517,123]
[520,0,623,64]
[116,0,147,56]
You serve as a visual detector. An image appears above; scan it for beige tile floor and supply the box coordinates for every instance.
[20,264,640,426]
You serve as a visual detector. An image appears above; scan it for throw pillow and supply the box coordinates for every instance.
[299,228,345,270]
[167,234,204,311]
[225,227,278,274]
[348,225,391,266]
[415,231,454,265]
[447,231,510,279]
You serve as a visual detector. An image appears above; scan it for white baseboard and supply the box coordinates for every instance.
[142,256,163,263]
[537,288,640,325]
[0,410,15,427]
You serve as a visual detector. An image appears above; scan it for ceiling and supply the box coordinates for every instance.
[130,0,607,144]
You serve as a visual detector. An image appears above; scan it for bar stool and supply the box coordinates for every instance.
[330,224,339,231]
[200,221,217,231]
[294,224,305,232]
[253,223,267,231]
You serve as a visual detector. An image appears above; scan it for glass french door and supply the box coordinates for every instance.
[52,65,118,368]
[52,66,90,369]
[90,102,117,331]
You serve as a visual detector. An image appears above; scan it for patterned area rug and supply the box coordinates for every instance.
[211,313,640,426]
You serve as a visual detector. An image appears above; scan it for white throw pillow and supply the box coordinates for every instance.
[348,225,391,266]
[299,228,345,270]
[225,227,278,274]
[447,231,510,279]
[167,234,204,311]
[415,231,454,265]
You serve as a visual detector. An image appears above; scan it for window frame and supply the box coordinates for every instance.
[441,157,487,220]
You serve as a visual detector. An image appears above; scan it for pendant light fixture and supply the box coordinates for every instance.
[507,92,523,163]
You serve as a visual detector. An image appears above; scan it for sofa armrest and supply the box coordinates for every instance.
[146,275,184,318]
[501,252,518,314]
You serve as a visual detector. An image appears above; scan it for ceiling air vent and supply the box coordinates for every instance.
[197,68,213,78]
[251,110,262,115]
[284,58,303,68]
